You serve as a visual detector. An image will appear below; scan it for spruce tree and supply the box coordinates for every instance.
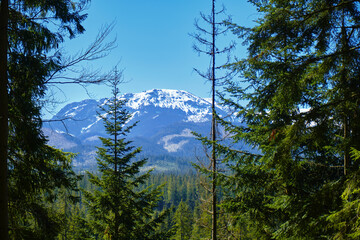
[3,1,90,238]
[1,1,114,238]
[84,70,170,240]
[220,0,360,238]
[327,148,360,239]
[173,200,193,240]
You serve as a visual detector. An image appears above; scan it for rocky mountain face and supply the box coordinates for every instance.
[43,89,237,171]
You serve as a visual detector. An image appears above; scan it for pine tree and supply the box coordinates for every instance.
[1,1,114,238]
[84,70,170,240]
[6,0,88,235]
[173,200,193,240]
[190,201,211,240]
[327,148,360,239]
[220,0,360,238]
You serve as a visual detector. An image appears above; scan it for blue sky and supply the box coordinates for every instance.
[44,0,258,118]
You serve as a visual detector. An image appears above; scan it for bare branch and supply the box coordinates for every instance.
[45,23,117,85]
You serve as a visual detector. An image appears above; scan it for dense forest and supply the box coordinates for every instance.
[2,0,360,239]
[54,172,219,239]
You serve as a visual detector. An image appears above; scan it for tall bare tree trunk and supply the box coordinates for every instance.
[341,11,350,176]
[0,0,9,239]
[192,0,234,237]
[211,1,217,239]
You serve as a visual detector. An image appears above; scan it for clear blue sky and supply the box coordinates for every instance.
[44,0,258,118]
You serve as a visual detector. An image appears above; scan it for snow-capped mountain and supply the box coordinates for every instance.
[43,89,235,171]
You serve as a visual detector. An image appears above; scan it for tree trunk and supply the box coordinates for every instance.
[341,11,350,176]
[344,116,349,175]
[0,0,9,239]
[211,0,217,239]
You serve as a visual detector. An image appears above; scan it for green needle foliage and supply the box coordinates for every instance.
[327,148,360,239]
[219,0,360,239]
[4,0,88,238]
[173,200,193,240]
[84,71,170,240]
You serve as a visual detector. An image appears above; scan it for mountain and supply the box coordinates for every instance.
[43,89,238,171]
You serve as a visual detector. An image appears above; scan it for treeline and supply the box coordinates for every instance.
[53,173,195,239]
[53,172,236,240]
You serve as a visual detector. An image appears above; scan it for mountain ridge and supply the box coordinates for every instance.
[43,89,236,171]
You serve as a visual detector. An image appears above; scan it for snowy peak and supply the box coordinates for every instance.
[57,99,99,119]
[123,89,212,112]
[43,89,236,169]
[48,89,225,138]
[51,89,228,127]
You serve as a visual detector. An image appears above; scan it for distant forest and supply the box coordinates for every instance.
[58,172,223,239]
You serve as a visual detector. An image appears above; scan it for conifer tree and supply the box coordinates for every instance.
[173,200,193,240]
[327,148,360,239]
[191,1,234,239]
[190,201,211,240]
[3,1,90,238]
[84,70,170,240]
[1,1,114,238]
[220,0,360,238]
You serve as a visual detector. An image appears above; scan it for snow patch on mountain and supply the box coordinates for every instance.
[163,140,189,153]
[81,116,102,134]
[64,104,88,118]
[185,112,211,123]
[127,111,140,123]
[122,89,217,123]
[84,135,101,142]
[158,128,194,152]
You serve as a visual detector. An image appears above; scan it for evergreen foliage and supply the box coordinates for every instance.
[49,170,235,239]
[219,0,360,238]
[77,172,218,239]
[84,72,170,239]
[8,149,80,239]
[173,200,193,240]
[327,148,360,239]
[3,0,89,238]
[5,0,360,238]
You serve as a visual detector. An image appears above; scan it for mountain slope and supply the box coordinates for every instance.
[43,89,235,171]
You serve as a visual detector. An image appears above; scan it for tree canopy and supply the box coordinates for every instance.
[84,71,170,239]
[0,0,106,238]
[220,0,360,238]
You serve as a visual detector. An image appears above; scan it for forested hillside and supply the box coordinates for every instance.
[54,172,242,239]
